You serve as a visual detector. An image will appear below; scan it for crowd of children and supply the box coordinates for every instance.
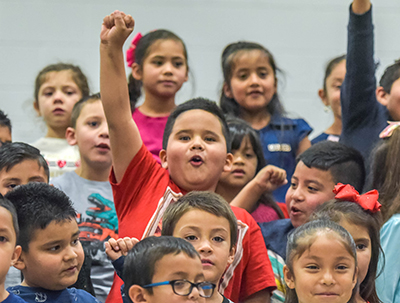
[1,0,400,302]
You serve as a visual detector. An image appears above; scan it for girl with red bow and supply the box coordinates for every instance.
[311,183,382,303]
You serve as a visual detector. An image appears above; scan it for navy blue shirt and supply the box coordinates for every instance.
[2,293,27,303]
[257,115,312,202]
[311,132,340,145]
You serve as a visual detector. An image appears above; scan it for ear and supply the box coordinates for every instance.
[376,86,389,106]
[223,153,234,173]
[131,63,143,81]
[10,245,22,267]
[65,127,77,146]
[318,89,329,106]
[129,285,149,303]
[33,101,41,116]
[352,266,358,289]
[14,250,26,271]
[159,149,168,169]
[283,265,295,289]
[227,246,236,265]
[223,83,234,99]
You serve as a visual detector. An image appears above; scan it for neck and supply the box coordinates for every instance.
[215,183,241,203]
[46,126,67,139]
[240,109,271,130]
[324,116,342,136]
[355,292,366,303]
[207,287,224,303]
[75,160,111,182]
[138,92,176,117]
[0,286,8,302]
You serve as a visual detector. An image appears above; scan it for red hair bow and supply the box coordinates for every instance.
[333,183,381,213]
[126,32,143,68]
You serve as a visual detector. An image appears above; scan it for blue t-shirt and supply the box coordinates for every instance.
[311,132,340,145]
[2,293,27,303]
[257,115,312,202]
[7,286,101,303]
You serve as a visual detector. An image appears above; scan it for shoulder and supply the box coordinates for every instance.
[381,214,400,234]
[2,292,28,303]
[68,288,101,302]
[267,116,312,135]
[311,133,329,145]
[51,171,76,184]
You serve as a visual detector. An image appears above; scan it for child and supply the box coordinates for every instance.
[5,183,100,303]
[216,118,286,222]
[108,191,242,303]
[219,41,312,202]
[259,141,364,302]
[340,0,400,169]
[126,30,189,163]
[0,142,49,196]
[312,55,346,144]
[283,219,358,303]
[124,236,212,303]
[100,11,275,303]
[0,110,12,145]
[0,195,26,303]
[51,93,117,302]
[311,183,382,303]
[31,63,90,178]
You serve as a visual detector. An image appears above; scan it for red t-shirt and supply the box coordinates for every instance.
[106,144,276,303]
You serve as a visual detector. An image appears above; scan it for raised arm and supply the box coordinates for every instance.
[100,11,142,182]
[352,0,371,14]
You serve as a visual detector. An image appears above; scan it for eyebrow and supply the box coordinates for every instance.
[183,226,228,233]
[175,129,220,137]
[292,176,324,187]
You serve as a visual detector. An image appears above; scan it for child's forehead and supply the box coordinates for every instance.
[176,208,230,230]
[77,99,103,120]
[0,207,16,237]
[29,218,78,244]
[172,109,224,133]
[294,161,334,185]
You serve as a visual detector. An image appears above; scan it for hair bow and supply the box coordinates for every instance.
[333,183,381,213]
[379,121,400,139]
[126,33,143,68]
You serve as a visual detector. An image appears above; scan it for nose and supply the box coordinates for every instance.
[198,239,212,254]
[290,186,305,203]
[99,123,109,138]
[233,154,245,165]
[249,72,260,86]
[163,61,173,75]
[188,285,200,302]
[52,90,64,104]
[190,136,204,151]
[321,269,335,286]
[63,244,78,262]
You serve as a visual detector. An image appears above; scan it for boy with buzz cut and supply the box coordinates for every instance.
[5,183,100,303]
[259,141,365,302]
[101,11,275,303]
[124,236,213,303]
[52,93,117,302]
[0,195,26,303]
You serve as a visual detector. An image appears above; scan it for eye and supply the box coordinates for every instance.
[49,245,61,252]
[72,238,80,246]
[307,186,319,192]
[237,73,248,80]
[174,61,184,68]
[306,265,319,271]
[65,90,76,96]
[213,236,224,243]
[43,91,53,97]
[152,60,163,66]
[0,236,8,243]
[87,121,99,127]
[290,182,298,189]
[184,235,198,242]
[179,135,191,141]
[356,243,367,250]
[258,71,268,78]
[205,137,216,142]
[245,153,255,159]
[336,265,349,271]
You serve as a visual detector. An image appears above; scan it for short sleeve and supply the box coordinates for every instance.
[293,118,312,142]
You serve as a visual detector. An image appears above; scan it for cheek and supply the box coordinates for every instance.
[357,250,371,282]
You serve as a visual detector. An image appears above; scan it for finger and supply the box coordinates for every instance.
[108,238,120,251]
[113,10,126,29]
[124,14,135,29]
[117,238,128,255]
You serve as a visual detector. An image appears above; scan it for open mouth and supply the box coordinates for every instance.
[232,169,245,176]
[53,108,65,114]
[291,206,301,215]
[190,155,204,166]
[96,143,110,150]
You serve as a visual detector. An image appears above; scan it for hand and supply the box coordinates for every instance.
[254,165,287,193]
[105,236,139,261]
[101,10,135,48]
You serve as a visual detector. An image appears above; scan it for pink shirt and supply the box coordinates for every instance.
[132,108,169,163]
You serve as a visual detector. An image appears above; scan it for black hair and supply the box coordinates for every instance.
[311,201,383,303]
[123,236,199,299]
[297,141,365,192]
[128,29,188,111]
[0,194,19,240]
[285,219,357,303]
[0,110,12,135]
[379,59,400,94]
[0,142,49,182]
[4,183,76,251]
[220,41,285,118]
[70,93,101,128]
[162,191,238,249]
[322,55,346,94]
[162,98,230,152]
[226,117,284,218]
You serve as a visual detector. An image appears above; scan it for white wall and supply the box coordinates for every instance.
[1,0,400,143]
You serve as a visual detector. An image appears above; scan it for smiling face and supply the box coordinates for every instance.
[17,219,84,290]
[172,209,235,285]
[339,219,371,285]
[319,60,346,120]
[66,100,111,170]
[133,39,188,100]
[224,50,277,114]
[286,161,336,228]
[218,135,257,189]
[284,233,357,303]
[34,70,82,136]
[160,109,232,192]
[0,160,48,196]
